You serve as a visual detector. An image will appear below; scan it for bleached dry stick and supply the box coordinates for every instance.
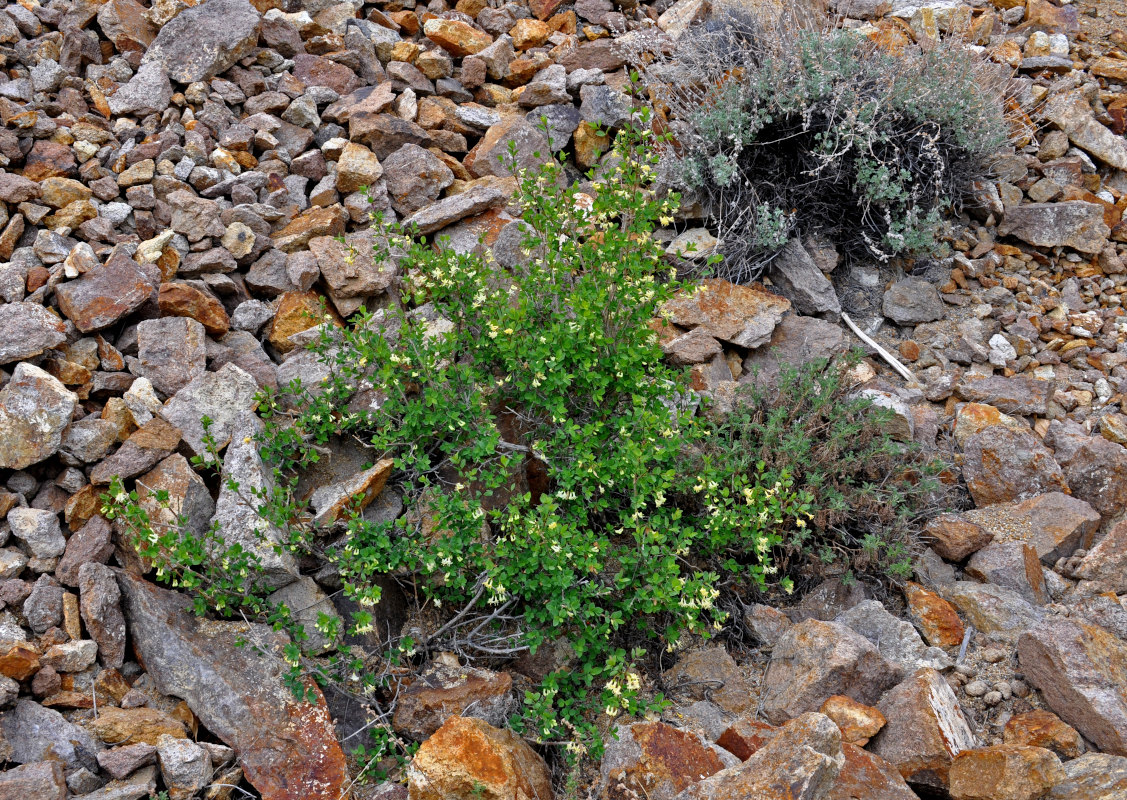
[841,312,918,385]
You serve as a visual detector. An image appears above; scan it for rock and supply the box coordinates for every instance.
[664,279,791,350]
[904,582,966,648]
[118,572,351,800]
[966,541,1048,605]
[715,718,780,760]
[7,507,65,559]
[310,458,394,527]
[160,363,259,460]
[158,283,231,337]
[770,239,841,316]
[1018,617,1127,756]
[1046,752,1127,799]
[743,603,792,647]
[960,493,1100,564]
[0,699,102,771]
[136,317,207,397]
[41,640,97,672]
[55,252,158,333]
[78,563,126,669]
[0,302,66,365]
[760,619,902,725]
[267,577,341,654]
[0,762,66,800]
[167,191,221,243]
[85,707,188,747]
[837,599,950,673]
[424,19,493,57]
[336,142,384,194]
[998,202,1110,254]
[209,412,299,588]
[883,277,944,324]
[955,375,1052,417]
[828,743,919,800]
[1003,710,1084,759]
[1042,91,1127,171]
[961,426,1068,507]
[599,720,732,800]
[0,363,78,470]
[740,314,845,390]
[0,174,40,204]
[664,647,752,715]
[393,662,515,741]
[923,515,993,561]
[88,417,181,486]
[272,205,349,253]
[142,0,261,83]
[108,62,172,117]
[948,745,1065,800]
[938,581,1044,641]
[401,182,508,234]
[70,764,157,800]
[1073,520,1127,593]
[97,743,158,780]
[24,575,64,633]
[157,735,212,800]
[382,144,455,215]
[819,695,886,746]
[309,233,397,301]
[468,116,553,181]
[870,668,977,792]
[407,716,552,800]
[0,642,40,682]
[1044,420,1127,520]
[678,712,845,800]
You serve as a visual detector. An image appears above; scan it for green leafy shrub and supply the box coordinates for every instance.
[104,109,944,763]
[646,11,1010,279]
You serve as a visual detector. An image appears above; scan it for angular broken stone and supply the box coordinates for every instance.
[0,699,102,771]
[54,251,158,333]
[308,233,397,300]
[0,363,78,470]
[961,426,1068,507]
[78,562,126,669]
[664,279,791,350]
[599,720,734,800]
[136,317,208,397]
[7,507,66,559]
[310,457,394,527]
[1003,710,1084,760]
[769,238,841,316]
[209,412,299,588]
[142,0,261,83]
[159,363,259,460]
[401,182,508,235]
[118,573,351,800]
[0,761,66,800]
[904,582,966,648]
[0,302,66,365]
[835,600,950,674]
[760,619,902,725]
[382,144,455,216]
[883,277,944,325]
[108,61,172,117]
[998,202,1110,254]
[663,647,753,715]
[955,375,1052,417]
[960,492,1099,565]
[1044,420,1127,520]
[1045,752,1127,799]
[393,661,516,741]
[870,668,978,791]
[948,745,1065,800]
[938,581,1044,641]
[1018,617,1127,756]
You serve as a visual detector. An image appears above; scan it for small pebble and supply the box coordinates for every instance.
[955,664,978,678]
[965,679,990,697]
[1010,679,1030,698]
[983,690,1004,706]
[982,648,1008,663]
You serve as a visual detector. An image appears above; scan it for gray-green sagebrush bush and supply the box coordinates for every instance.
[645,9,1012,280]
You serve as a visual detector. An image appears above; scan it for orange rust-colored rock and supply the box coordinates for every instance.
[84,706,189,746]
[158,282,231,337]
[393,662,514,741]
[948,745,1065,800]
[829,743,920,800]
[1003,710,1084,759]
[905,582,966,648]
[423,19,493,57]
[407,716,552,800]
[716,718,779,761]
[662,279,790,350]
[269,291,333,353]
[820,695,887,746]
[0,642,42,681]
[923,515,994,562]
[601,720,728,800]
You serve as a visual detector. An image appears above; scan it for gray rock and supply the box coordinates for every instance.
[740,314,845,390]
[579,83,631,129]
[0,699,102,771]
[70,765,157,800]
[142,0,261,84]
[518,64,570,107]
[770,238,841,316]
[0,675,18,708]
[156,735,212,799]
[0,363,78,470]
[760,618,902,725]
[380,144,454,216]
[136,317,208,397]
[42,640,98,673]
[882,277,944,325]
[7,507,65,559]
[61,417,120,463]
[835,600,951,674]
[525,104,582,151]
[268,576,342,653]
[97,743,158,780]
[1047,752,1127,799]
[160,362,259,461]
[24,574,64,634]
[117,573,351,799]
[209,412,299,588]
[938,581,1045,642]
[108,62,173,117]
[79,563,127,669]
[401,183,507,235]
[0,302,66,365]
[1044,419,1127,520]
[999,202,1110,254]
[231,299,275,334]
[0,761,66,800]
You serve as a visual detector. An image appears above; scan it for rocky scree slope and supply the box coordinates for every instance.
[1,0,1127,798]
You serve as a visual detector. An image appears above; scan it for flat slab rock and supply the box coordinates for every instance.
[116,572,350,800]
